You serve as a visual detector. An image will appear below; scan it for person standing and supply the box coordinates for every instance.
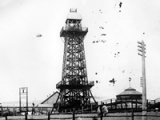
[102,104,108,116]
[32,103,35,115]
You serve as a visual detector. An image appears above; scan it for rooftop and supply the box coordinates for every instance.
[117,87,142,96]
[66,8,82,22]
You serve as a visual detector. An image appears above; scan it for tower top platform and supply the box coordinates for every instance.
[65,8,82,23]
[61,8,87,37]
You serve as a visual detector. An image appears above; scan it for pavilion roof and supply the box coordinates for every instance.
[116,87,142,96]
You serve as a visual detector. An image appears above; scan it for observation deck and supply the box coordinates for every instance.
[60,26,88,37]
[56,80,94,89]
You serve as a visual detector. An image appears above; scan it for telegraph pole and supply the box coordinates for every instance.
[137,40,147,119]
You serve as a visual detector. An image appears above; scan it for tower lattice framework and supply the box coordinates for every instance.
[54,9,97,112]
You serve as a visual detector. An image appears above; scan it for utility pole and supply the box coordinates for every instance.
[137,40,147,120]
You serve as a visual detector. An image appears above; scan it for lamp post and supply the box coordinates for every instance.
[137,40,147,119]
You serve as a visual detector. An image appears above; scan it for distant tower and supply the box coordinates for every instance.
[54,8,97,112]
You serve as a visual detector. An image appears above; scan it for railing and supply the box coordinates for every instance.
[2,112,160,120]
[56,80,94,88]
[1,106,160,120]
[60,26,88,33]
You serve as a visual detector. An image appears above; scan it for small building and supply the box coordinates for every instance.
[115,87,142,111]
[103,87,143,112]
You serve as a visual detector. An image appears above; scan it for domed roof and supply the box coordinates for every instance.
[66,8,82,21]
[117,87,142,96]
[67,12,82,20]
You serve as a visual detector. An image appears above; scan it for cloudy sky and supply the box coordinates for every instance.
[0,0,160,104]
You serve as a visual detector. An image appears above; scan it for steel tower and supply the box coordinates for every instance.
[54,9,97,112]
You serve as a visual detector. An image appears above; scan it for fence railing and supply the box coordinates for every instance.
[1,106,160,120]
[1,112,160,120]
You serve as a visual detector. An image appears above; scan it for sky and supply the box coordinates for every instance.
[0,0,160,105]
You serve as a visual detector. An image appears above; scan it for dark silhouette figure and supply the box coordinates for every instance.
[32,103,35,115]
